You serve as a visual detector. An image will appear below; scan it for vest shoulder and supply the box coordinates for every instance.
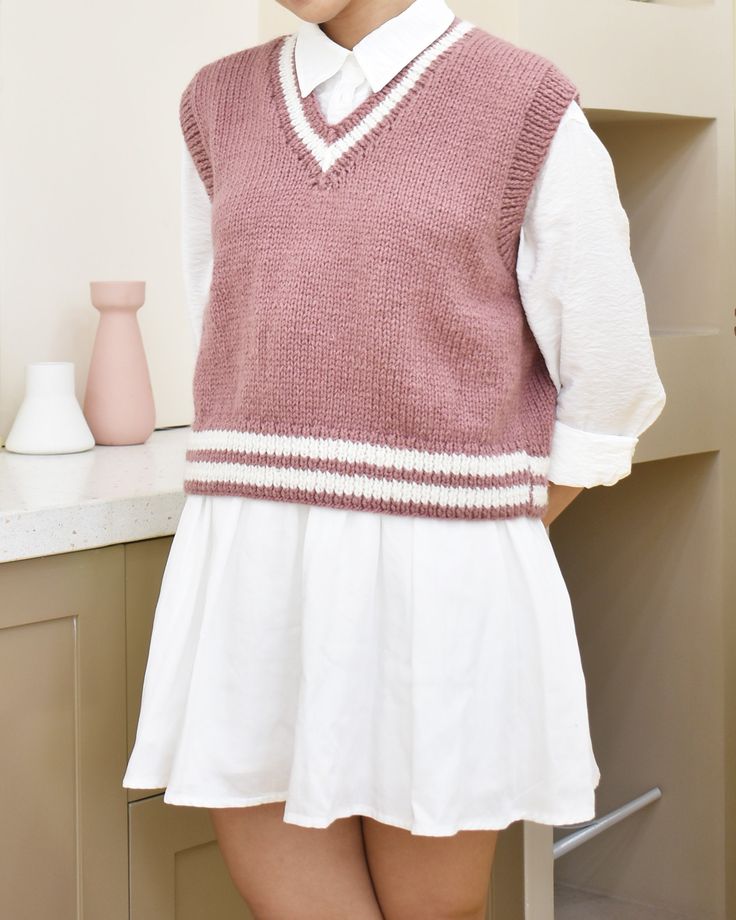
[182,34,280,97]
[461,24,578,92]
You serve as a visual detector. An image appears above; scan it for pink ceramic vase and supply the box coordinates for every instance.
[83,280,156,445]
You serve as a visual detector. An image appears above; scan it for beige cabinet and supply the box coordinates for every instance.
[129,794,252,920]
[0,546,129,920]
[0,539,248,918]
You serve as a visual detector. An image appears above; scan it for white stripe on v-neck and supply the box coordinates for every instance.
[276,18,474,174]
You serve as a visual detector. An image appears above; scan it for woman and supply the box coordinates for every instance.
[123,0,667,917]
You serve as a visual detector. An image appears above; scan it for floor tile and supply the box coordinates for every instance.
[555,882,693,920]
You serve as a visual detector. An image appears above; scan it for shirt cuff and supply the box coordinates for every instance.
[546,419,639,488]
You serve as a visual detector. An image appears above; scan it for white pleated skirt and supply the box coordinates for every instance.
[122,493,601,837]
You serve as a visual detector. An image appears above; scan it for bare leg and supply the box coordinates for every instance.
[209,801,385,920]
[361,816,499,920]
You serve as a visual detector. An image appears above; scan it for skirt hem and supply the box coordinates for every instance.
[122,781,598,836]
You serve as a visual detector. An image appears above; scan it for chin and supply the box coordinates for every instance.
[275,0,353,23]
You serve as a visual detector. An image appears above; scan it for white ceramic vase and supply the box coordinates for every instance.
[4,362,95,455]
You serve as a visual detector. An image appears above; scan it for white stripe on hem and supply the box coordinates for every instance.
[187,427,550,479]
[183,460,549,512]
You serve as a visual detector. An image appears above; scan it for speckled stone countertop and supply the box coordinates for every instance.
[0,426,190,563]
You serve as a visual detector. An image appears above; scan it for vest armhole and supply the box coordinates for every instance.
[497,62,581,279]
[180,69,214,201]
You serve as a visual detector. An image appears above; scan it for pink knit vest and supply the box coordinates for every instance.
[179,17,580,520]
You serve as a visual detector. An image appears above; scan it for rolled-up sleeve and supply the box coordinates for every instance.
[516,100,667,488]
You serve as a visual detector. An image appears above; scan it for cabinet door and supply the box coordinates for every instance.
[0,546,128,920]
[129,794,253,919]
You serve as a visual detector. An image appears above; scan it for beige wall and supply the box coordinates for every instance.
[0,1,258,443]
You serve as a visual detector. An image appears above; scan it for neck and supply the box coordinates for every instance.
[316,0,416,50]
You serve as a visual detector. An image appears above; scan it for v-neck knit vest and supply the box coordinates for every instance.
[179,16,581,520]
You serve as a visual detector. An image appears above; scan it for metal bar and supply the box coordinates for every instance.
[553,786,663,859]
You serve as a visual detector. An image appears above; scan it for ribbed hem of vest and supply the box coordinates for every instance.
[182,427,551,520]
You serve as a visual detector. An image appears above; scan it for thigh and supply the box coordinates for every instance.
[209,802,384,920]
[361,817,498,920]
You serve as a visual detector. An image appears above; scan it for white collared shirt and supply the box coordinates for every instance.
[180,0,666,488]
[294,0,455,98]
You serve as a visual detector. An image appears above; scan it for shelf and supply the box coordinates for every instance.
[550,446,724,917]
[522,0,720,117]
[635,329,721,462]
[555,881,693,920]
[589,114,718,334]
[513,0,733,915]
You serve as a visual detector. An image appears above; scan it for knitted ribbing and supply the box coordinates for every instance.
[179,17,580,520]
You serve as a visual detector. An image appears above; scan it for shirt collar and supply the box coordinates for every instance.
[294,0,456,97]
